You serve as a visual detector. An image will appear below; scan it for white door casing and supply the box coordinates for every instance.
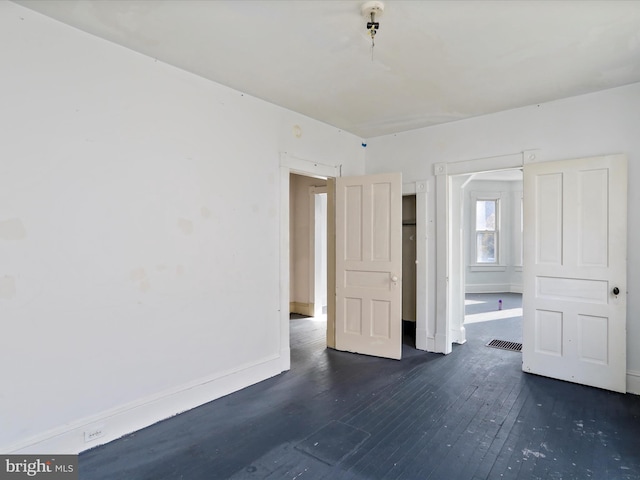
[335,172,403,360]
[522,154,627,393]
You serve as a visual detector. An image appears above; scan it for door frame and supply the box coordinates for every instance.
[280,153,431,371]
[280,153,338,372]
[435,150,538,354]
[310,186,328,318]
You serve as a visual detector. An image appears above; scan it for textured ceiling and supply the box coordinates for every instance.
[15,0,640,138]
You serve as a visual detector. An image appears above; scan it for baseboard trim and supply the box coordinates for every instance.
[5,354,284,454]
[451,325,467,345]
[466,284,523,294]
[416,328,433,352]
[435,332,451,354]
[290,302,314,317]
[627,370,640,395]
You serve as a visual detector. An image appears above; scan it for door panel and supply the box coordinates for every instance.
[335,173,402,359]
[523,154,627,392]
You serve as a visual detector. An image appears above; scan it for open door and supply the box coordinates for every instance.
[335,172,403,359]
[523,154,627,392]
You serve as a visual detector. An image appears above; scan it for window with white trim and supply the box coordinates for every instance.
[472,194,501,264]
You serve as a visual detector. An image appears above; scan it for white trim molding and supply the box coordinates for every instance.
[4,355,283,454]
[280,152,338,178]
[414,180,430,351]
[436,151,528,355]
[465,283,523,294]
[290,302,315,317]
[627,370,640,395]
[469,266,507,272]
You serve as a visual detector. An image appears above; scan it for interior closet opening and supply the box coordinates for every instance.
[402,194,417,346]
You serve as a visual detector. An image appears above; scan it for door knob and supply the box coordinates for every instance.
[612,287,620,296]
[391,275,398,282]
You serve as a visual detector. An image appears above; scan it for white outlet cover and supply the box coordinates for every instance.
[84,424,106,442]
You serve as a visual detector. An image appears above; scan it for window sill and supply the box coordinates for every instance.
[470,265,507,272]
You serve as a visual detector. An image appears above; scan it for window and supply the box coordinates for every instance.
[474,198,499,264]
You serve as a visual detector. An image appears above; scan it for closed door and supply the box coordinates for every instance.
[522,154,627,392]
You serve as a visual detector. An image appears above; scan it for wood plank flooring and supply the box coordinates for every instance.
[80,309,640,479]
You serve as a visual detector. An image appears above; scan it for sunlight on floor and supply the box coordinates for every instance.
[465,308,523,324]
[465,299,486,305]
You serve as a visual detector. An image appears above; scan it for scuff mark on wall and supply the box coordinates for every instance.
[0,218,27,241]
[0,276,17,299]
[201,207,211,219]
[130,267,150,293]
[178,218,193,235]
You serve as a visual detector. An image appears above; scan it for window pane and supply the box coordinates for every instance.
[476,200,496,230]
[477,232,496,263]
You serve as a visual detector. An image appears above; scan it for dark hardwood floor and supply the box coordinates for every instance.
[80,307,640,479]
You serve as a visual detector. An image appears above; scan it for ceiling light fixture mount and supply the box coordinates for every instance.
[361,1,384,58]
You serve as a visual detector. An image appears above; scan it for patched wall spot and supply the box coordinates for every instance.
[201,207,211,219]
[129,267,150,292]
[0,276,16,299]
[178,218,194,235]
[139,279,150,293]
[130,267,147,281]
[0,218,27,241]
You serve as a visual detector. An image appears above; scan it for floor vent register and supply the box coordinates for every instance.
[486,339,522,352]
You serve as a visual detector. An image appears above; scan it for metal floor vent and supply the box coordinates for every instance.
[486,339,522,352]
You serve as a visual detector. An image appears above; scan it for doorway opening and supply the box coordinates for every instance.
[289,173,329,360]
[281,160,430,368]
[448,167,523,348]
[289,172,328,317]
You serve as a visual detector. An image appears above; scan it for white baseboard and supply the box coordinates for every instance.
[627,370,640,395]
[416,328,432,352]
[435,332,451,354]
[5,354,285,454]
[290,302,314,317]
[465,284,522,294]
[451,325,467,345]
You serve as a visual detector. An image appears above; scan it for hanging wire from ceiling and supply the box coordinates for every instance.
[361,1,384,61]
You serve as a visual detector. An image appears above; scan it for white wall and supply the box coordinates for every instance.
[464,179,523,293]
[365,82,640,394]
[0,3,364,453]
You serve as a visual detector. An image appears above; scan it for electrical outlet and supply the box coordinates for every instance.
[84,424,105,443]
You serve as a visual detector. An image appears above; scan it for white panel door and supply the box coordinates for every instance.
[335,172,402,359]
[523,154,627,392]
